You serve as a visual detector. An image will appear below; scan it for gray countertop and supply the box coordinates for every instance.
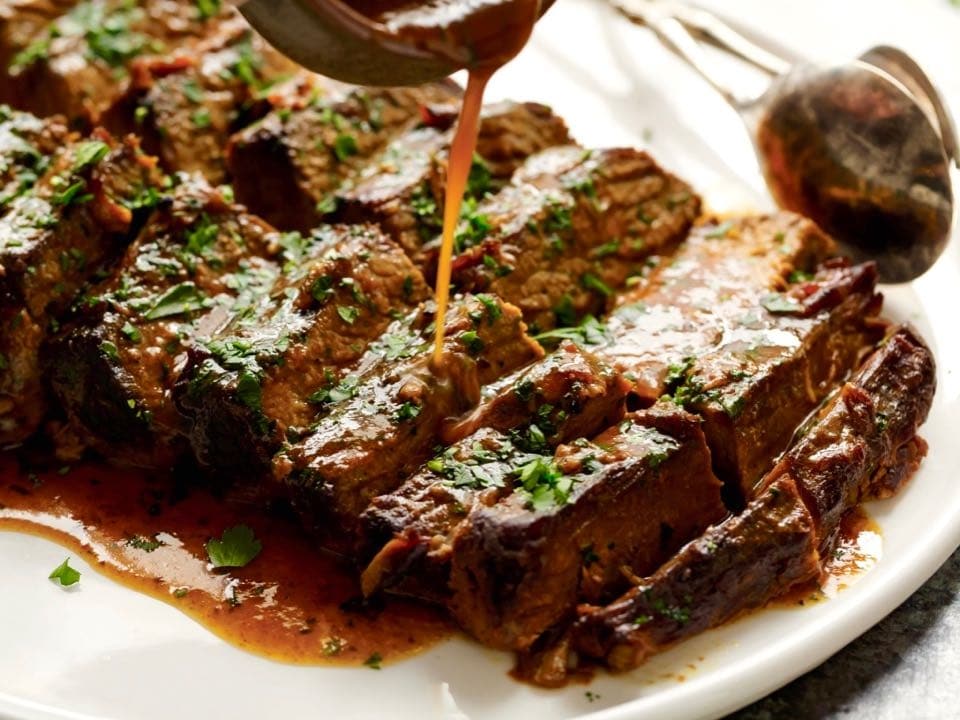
[727,547,960,720]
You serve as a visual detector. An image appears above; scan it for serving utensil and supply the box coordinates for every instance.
[235,0,554,87]
[613,0,958,282]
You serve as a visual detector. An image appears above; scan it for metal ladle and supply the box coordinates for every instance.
[614,0,958,282]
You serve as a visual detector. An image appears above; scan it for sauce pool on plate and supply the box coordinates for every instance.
[0,454,453,666]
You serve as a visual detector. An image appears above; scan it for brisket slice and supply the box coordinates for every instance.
[0,0,79,100]
[227,83,460,232]
[46,174,281,468]
[360,341,629,598]
[436,145,700,333]
[175,224,430,479]
[593,214,884,498]
[5,0,234,122]
[274,294,542,551]
[677,258,884,499]
[596,213,837,402]
[446,402,725,651]
[0,106,72,211]
[101,21,299,184]
[571,325,934,674]
[334,101,571,263]
[1,131,160,446]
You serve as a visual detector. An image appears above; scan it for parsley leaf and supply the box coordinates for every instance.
[761,293,803,315]
[363,652,383,670]
[337,305,359,324]
[333,133,358,162]
[49,557,81,586]
[72,141,110,173]
[206,525,262,568]
[534,315,608,348]
[144,282,207,320]
[195,0,222,20]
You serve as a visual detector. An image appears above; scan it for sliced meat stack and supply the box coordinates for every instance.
[47,174,282,467]
[2,129,160,445]
[227,83,462,232]
[176,223,430,478]
[572,326,934,676]
[0,3,938,689]
[334,101,572,263]
[274,293,543,548]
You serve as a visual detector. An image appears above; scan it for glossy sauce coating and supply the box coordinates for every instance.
[0,454,452,666]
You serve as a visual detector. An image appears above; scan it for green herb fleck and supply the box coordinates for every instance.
[333,133,358,162]
[582,273,613,297]
[337,305,359,324]
[72,141,110,173]
[761,293,803,315]
[144,282,207,320]
[127,535,163,553]
[393,401,422,423]
[205,525,262,568]
[49,557,81,587]
[363,652,383,670]
[100,340,120,361]
[192,109,212,128]
[459,330,484,355]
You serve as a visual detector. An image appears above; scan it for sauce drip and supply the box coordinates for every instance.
[428,0,540,363]
[344,0,543,363]
[0,454,452,666]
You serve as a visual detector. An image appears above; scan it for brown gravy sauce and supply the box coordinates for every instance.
[345,0,543,363]
[0,453,453,666]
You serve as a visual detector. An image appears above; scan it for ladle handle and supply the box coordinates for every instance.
[664,3,793,77]
[611,0,791,107]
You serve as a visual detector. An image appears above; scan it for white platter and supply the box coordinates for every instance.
[2,1,959,718]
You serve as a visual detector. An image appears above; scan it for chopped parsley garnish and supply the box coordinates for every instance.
[205,525,262,568]
[459,330,485,355]
[455,209,493,253]
[466,153,492,197]
[534,316,608,348]
[475,294,502,324]
[195,0,222,20]
[100,340,120,361]
[788,269,815,284]
[581,272,613,297]
[363,652,383,670]
[236,371,263,412]
[315,194,338,215]
[51,180,92,206]
[310,275,335,304]
[543,201,573,233]
[337,305,359,324]
[9,39,49,73]
[333,133,358,162]
[761,293,803,315]
[144,282,207,320]
[182,79,204,103]
[591,240,621,258]
[514,378,536,403]
[553,293,577,327]
[322,637,346,656]
[393,401,422,423]
[704,221,732,239]
[517,456,572,510]
[127,535,163,553]
[309,373,359,406]
[184,214,220,259]
[49,557,81,587]
[72,140,110,173]
[192,109,212,128]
